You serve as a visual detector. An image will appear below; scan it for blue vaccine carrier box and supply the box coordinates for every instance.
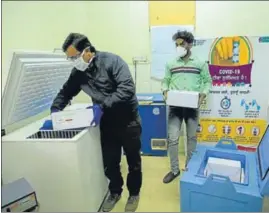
[180,125,269,212]
[137,93,167,156]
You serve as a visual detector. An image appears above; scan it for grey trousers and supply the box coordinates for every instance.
[167,106,199,174]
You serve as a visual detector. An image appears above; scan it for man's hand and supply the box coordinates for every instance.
[198,93,206,107]
[87,104,103,126]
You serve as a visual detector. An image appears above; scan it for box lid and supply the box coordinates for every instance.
[2,51,73,130]
[136,93,164,103]
[257,125,269,196]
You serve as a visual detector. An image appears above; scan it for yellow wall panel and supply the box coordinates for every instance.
[149,1,195,26]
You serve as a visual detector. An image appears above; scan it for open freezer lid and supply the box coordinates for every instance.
[257,125,269,196]
[2,51,73,130]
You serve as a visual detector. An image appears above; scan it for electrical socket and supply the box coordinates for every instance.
[132,56,147,62]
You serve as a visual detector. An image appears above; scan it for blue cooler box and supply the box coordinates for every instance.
[137,93,167,156]
[180,125,269,212]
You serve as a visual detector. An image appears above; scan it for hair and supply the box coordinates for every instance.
[172,30,194,44]
[62,33,96,52]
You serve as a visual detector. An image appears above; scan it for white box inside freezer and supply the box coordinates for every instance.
[51,108,94,130]
[166,90,199,108]
[204,157,243,183]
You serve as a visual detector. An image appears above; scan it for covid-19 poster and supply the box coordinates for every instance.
[193,36,269,145]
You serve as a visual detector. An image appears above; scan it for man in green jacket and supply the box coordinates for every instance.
[162,31,212,184]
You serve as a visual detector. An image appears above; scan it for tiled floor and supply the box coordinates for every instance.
[111,155,186,212]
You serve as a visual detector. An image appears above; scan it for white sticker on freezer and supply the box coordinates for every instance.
[153,107,160,115]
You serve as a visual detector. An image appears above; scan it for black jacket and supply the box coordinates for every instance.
[51,51,138,115]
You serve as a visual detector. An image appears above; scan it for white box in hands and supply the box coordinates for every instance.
[204,157,243,183]
[166,90,199,108]
[51,108,94,130]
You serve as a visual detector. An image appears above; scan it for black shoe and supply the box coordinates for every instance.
[125,195,140,212]
[163,171,180,184]
[102,194,121,212]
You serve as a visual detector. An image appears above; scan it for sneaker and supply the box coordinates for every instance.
[102,194,121,212]
[163,171,180,184]
[125,195,140,212]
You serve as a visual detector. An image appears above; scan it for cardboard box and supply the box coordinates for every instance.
[204,157,242,183]
[166,90,199,108]
[51,108,94,131]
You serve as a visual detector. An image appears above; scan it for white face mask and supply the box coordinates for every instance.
[176,46,187,58]
[74,56,89,71]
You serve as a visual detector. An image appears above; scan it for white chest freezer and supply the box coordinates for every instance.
[1,51,108,212]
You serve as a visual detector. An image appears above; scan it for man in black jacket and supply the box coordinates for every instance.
[51,33,142,212]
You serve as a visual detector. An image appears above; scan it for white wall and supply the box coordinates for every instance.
[195,1,269,37]
[2,1,269,102]
[1,1,151,102]
[1,1,91,94]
